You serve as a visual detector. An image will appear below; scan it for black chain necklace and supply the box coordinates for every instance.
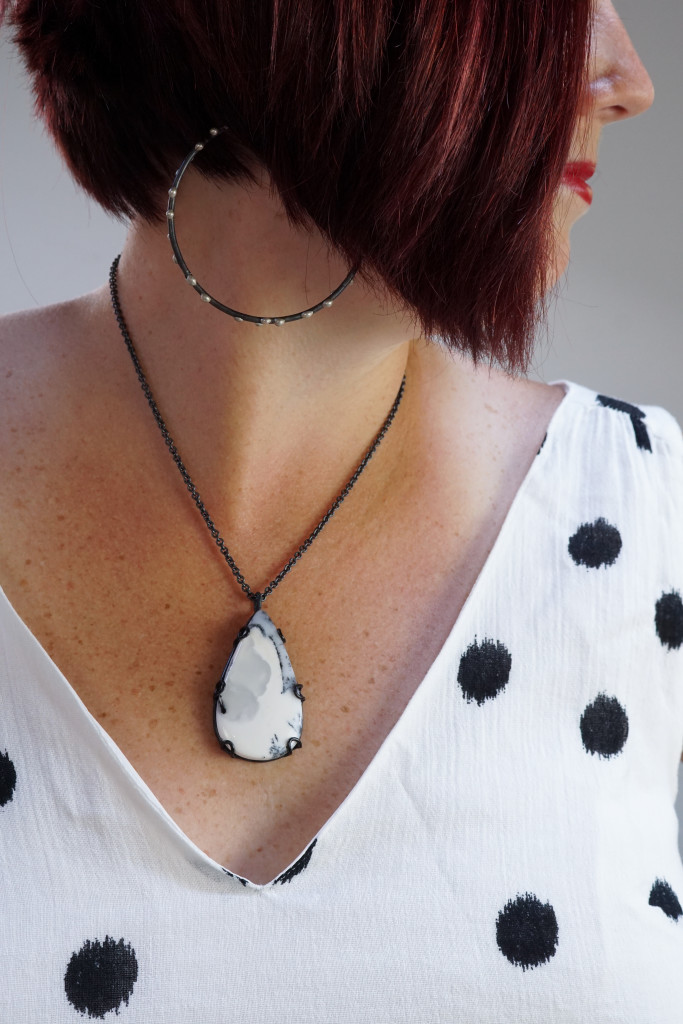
[108,253,407,762]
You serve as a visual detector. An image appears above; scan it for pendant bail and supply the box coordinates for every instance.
[252,591,263,611]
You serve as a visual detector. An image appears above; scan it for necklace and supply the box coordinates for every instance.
[108,254,407,762]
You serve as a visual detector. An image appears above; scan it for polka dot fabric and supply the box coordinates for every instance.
[1,378,682,1022]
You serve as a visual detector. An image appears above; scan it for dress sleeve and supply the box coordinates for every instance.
[642,402,683,759]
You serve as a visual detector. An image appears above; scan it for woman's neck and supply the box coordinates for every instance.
[87,165,459,547]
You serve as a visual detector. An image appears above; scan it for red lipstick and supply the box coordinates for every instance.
[561,161,596,206]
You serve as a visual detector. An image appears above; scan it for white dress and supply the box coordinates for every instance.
[1,377,682,1023]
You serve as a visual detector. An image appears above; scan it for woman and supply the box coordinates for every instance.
[1,0,680,1019]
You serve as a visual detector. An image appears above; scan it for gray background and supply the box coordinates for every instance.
[1,2,682,851]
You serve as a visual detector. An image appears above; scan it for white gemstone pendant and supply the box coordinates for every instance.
[213,608,304,761]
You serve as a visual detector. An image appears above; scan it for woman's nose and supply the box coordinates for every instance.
[586,0,655,123]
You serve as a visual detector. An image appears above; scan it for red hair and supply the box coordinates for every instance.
[0,0,594,374]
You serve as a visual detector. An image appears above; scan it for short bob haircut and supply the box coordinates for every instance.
[1,0,594,376]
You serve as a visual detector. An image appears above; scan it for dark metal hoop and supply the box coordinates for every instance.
[166,126,360,324]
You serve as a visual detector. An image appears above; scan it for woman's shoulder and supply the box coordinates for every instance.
[0,295,85,403]
[547,376,683,458]
[0,294,103,442]
[0,296,106,549]
[0,293,95,368]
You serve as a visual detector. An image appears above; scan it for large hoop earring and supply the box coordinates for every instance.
[165,126,360,325]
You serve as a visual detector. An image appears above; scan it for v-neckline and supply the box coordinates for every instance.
[0,379,575,889]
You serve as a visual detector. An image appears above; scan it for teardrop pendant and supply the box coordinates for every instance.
[213,607,304,761]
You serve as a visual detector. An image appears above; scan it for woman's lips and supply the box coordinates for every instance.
[561,161,596,205]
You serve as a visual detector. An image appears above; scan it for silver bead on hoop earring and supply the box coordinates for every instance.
[165,126,360,325]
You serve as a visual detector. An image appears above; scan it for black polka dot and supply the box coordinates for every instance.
[654,591,683,650]
[649,879,682,921]
[274,838,317,884]
[580,693,629,758]
[457,638,512,706]
[537,432,547,455]
[496,892,559,970]
[596,393,652,452]
[64,936,138,1019]
[222,868,249,886]
[0,749,17,807]
[568,517,622,569]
